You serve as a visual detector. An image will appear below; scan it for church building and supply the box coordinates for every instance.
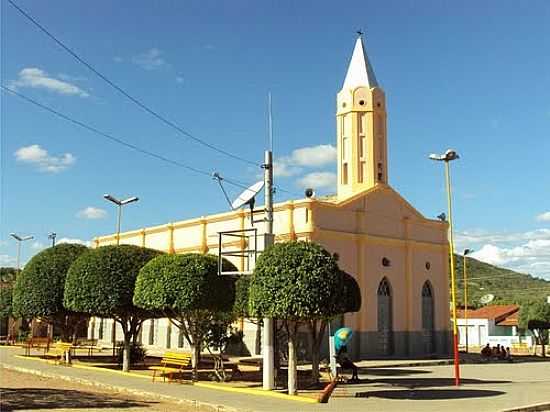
[91,36,450,358]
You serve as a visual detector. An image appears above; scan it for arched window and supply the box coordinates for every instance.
[377,277,393,355]
[422,280,435,353]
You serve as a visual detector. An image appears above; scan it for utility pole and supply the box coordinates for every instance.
[262,93,275,390]
[48,232,57,247]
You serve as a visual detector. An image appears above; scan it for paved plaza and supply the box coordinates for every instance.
[1,347,549,412]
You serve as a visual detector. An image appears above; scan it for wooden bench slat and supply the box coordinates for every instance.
[149,351,193,383]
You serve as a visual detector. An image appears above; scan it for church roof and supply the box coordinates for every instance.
[342,36,379,90]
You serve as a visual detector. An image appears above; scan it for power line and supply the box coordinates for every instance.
[460,273,550,283]
[7,0,260,168]
[1,86,249,190]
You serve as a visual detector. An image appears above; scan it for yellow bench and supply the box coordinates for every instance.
[149,351,192,383]
[44,342,73,364]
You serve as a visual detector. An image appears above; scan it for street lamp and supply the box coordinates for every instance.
[48,232,57,247]
[429,148,461,386]
[463,248,474,353]
[103,194,139,245]
[10,233,34,270]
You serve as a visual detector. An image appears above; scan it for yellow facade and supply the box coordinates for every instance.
[92,36,450,358]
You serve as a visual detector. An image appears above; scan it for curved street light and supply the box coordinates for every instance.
[103,194,139,246]
[429,148,460,386]
[10,232,34,270]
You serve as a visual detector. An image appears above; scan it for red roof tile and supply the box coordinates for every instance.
[497,311,519,326]
[456,304,519,323]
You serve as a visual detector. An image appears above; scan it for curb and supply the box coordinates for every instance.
[1,363,238,412]
[4,356,318,406]
[365,360,454,368]
[501,402,550,412]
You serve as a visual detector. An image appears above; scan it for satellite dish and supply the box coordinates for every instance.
[231,181,264,210]
[480,294,495,305]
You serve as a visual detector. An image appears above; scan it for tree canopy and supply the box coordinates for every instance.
[64,244,163,371]
[134,253,236,380]
[337,270,362,314]
[249,241,342,320]
[0,267,18,320]
[249,241,342,394]
[13,244,88,319]
[64,245,162,317]
[519,301,550,357]
[134,253,235,313]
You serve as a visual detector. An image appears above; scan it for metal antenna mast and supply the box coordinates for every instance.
[262,92,275,390]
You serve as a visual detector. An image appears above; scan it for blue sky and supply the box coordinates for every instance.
[1,0,549,279]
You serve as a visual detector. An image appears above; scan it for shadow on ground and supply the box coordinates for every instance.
[358,368,432,376]
[363,377,511,389]
[356,388,506,400]
[0,388,159,411]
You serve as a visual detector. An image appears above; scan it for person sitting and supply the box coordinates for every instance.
[498,346,507,360]
[336,344,359,382]
[505,347,513,362]
[481,343,492,359]
[492,344,501,358]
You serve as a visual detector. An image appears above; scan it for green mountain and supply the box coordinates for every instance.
[453,255,550,308]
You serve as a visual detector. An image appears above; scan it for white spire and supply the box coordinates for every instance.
[342,36,378,90]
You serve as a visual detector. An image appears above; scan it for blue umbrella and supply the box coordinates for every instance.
[334,327,353,352]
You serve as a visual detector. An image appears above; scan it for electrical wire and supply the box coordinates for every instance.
[7,0,260,168]
[1,86,250,190]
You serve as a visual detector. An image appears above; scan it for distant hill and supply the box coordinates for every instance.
[453,255,550,308]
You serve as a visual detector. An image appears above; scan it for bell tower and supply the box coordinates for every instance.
[337,35,388,200]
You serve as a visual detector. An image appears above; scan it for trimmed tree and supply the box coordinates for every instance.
[12,244,89,342]
[0,268,18,320]
[307,270,362,384]
[249,241,342,395]
[64,245,162,372]
[134,253,236,380]
[519,301,550,357]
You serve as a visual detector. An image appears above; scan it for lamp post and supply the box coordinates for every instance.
[48,232,57,247]
[463,248,474,353]
[103,194,139,245]
[429,149,460,386]
[10,233,34,270]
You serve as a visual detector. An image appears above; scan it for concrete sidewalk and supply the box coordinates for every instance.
[2,346,550,412]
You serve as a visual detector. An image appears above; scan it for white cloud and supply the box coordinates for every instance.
[456,228,550,247]
[31,241,46,250]
[273,160,302,178]
[458,228,550,280]
[0,254,16,266]
[291,145,337,167]
[77,207,107,220]
[15,144,76,173]
[9,68,89,97]
[273,144,336,178]
[57,237,92,247]
[536,211,550,222]
[132,48,168,70]
[297,172,337,190]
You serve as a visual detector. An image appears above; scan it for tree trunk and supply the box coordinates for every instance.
[287,323,297,395]
[122,332,131,372]
[192,342,200,381]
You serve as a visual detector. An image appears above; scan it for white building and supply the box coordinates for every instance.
[456,305,533,349]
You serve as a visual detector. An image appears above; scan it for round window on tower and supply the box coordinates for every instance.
[359,100,365,106]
